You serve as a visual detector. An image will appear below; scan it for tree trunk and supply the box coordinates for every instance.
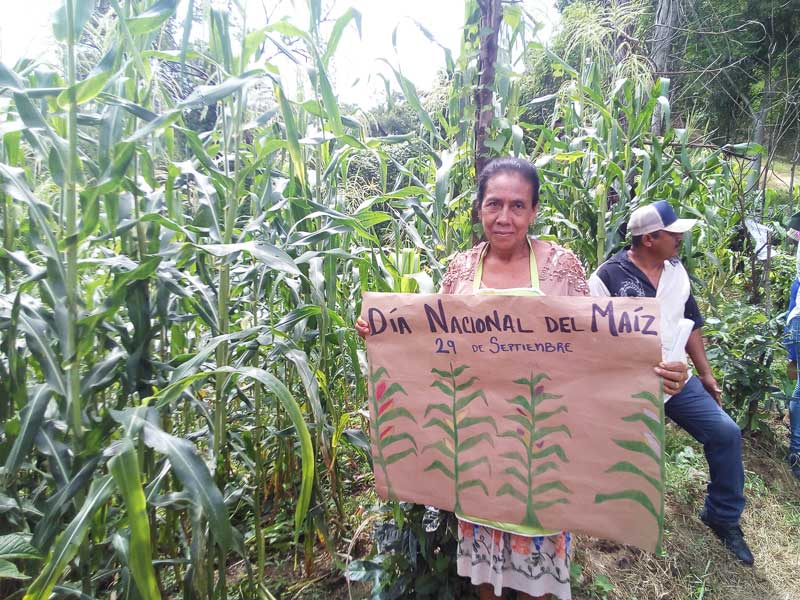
[472,0,502,239]
[747,78,771,195]
[651,0,678,76]
[650,0,678,135]
[474,0,502,178]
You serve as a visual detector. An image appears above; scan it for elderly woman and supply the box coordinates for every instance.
[357,157,687,599]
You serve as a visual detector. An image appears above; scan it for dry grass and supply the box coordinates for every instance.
[572,422,800,600]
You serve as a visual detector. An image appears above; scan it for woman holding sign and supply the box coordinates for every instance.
[357,157,687,599]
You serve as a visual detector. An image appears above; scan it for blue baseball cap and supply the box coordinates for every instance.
[628,200,697,236]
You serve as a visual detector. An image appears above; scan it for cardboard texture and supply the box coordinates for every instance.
[363,292,666,553]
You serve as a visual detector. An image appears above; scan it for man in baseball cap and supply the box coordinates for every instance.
[627,199,698,236]
[589,200,753,565]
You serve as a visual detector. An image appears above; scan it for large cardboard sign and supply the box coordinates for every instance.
[362,292,666,553]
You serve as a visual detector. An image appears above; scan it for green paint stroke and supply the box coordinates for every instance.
[422,364,496,513]
[496,373,572,528]
[594,391,666,553]
[370,366,417,500]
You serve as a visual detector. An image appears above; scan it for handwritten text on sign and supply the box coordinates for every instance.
[362,293,666,553]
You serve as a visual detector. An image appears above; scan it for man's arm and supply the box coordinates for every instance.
[686,327,722,405]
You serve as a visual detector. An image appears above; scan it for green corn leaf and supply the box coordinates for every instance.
[497,483,526,503]
[109,440,161,600]
[531,445,569,463]
[0,71,68,170]
[139,423,236,552]
[18,311,65,397]
[52,0,97,41]
[424,460,454,480]
[80,349,125,396]
[375,383,407,403]
[458,479,489,496]
[424,403,451,418]
[275,84,305,188]
[499,451,527,466]
[531,481,572,496]
[24,476,115,600]
[622,412,663,439]
[507,395,531,412]
[531,498,570,511]
[533,406,568,424]
[504,465,528,486]
[455,389,487,410]
[192,242,301,277]
[32,456,102,551]
[421,440,453,459]
[595,490,659,521]
[0,164,64,268]
[457,416,497,432]
[322,8,361,66]
[613,440,660,464]
[422,417,454,439]
[126,0,179,35]
[459,455,490,474]
[503,414,531,430]
[532,425,572,442]
[313,56,343,137]
[457,433,494,455]
[533,461,559,476]
[380,433,418,450]
[370,367,388,384]
[430,380,455,396]
[377,407,416,426]
[4,385,52,479]
[57,69,114,108]
[632,391,661,409]
[384,448,417,465]
[514,373,550,387]
[606,461,662,493]
[150,367,313,543]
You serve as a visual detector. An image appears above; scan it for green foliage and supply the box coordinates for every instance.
[703,301,784,430]
[0,0,793,597]
[346,505,475,600]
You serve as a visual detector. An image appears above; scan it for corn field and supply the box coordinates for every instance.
[0,1,784,599]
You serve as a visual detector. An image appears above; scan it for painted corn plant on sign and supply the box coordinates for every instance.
[362,292,666,553]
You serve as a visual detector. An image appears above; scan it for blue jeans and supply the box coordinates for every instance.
[665,376,745,524]
[787,316,800,455]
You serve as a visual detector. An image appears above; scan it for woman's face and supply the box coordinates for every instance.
[479,172,537,252]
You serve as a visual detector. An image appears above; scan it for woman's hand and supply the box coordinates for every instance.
[355,317,370,339]
[654,361,688,396]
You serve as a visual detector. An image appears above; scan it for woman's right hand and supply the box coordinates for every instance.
[355,317,370,339]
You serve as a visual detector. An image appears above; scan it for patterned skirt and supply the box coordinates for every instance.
[457,519,572,599]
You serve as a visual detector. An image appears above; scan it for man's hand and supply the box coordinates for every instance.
[355,317,370,339]
[698,371,723,406]
[655,361,689,396]
[789,360,797,382]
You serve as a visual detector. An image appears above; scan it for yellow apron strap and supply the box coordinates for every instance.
[473,238,540,293]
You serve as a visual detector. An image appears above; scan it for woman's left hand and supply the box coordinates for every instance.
[654,361,689,396]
